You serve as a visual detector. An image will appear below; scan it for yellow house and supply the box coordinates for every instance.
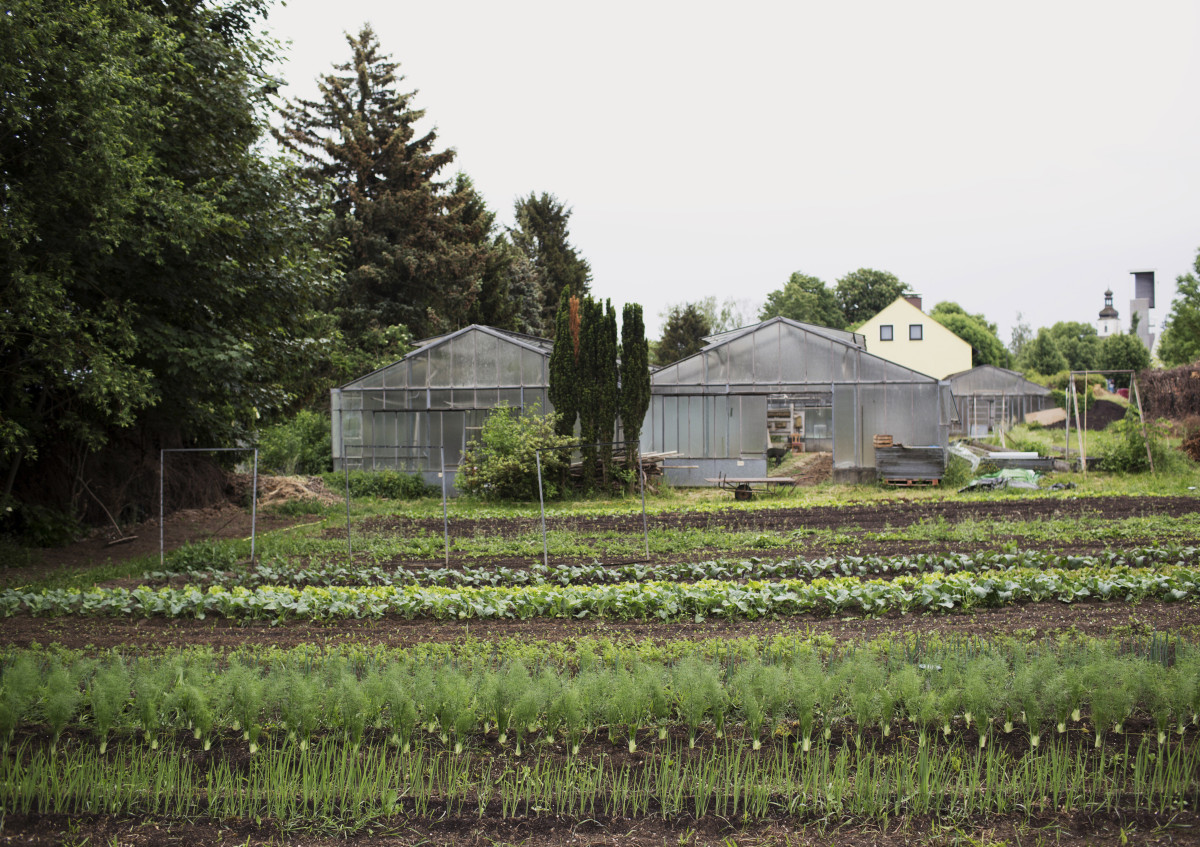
[859,296,971,379]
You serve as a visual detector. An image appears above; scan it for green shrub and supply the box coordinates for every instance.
[257,411,332,475]
[941,454,974,489]
[321,469,436,500]
[456,404,577,501]
[1100,408,1188,474]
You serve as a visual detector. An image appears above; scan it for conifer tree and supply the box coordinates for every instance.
[547,294,579,437]
[511,193,593,336]
[620,304,651,471]
[276,26,494,341]
[596,300,619,478]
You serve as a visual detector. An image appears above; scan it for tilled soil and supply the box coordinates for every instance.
[4,598,1197,653]
[350,495,1200,539]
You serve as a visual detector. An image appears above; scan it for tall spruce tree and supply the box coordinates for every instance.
[276,26,493,341]
[511,193,592,336]
[620,304,651,472]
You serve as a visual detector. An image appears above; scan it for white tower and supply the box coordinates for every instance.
[1098,289,1120,338]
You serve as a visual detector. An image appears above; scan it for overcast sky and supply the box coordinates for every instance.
[263,0,1200,346]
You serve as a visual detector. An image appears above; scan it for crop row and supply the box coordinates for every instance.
[3,643,1196,756]
[3,566,1198,621]
[4,735,1196,825]
[148,545,1200,590]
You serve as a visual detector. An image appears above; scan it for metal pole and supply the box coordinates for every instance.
[159,449,164,568]
[1072,378,1086,474]
[639,449,649,560]
[1132,374,1155,473]
[250,448,258,563]
[344,450,352,561]
[441,447,449,566]
[536,449,548,568]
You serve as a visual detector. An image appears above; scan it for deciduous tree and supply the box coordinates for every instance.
[834,269,910,326]
[1157,258,1200,367]
[759,274,846,329]
[930,303,1011,368]
[1023,329,1069,376]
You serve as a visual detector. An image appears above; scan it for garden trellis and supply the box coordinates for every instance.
[1065,370,1152,473]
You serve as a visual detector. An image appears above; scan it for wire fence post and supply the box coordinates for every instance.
[250,448,258,563]
[159,449,165,569]
[441,447,449,566]
[344,449,352,562]
[536,449,548,568]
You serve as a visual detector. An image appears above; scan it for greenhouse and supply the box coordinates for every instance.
[643,317,959,484]
[331,325,552,487]
[945,365,1052,437]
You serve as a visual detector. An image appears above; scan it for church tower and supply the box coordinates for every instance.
[1097,289,1120,338]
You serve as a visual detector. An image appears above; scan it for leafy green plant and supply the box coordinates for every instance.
[87,661,130,754]
[41,661,83,754]
[0,655,40,752]
[324,469,435,500]
[455,403,577,501]
[257,410,332,475]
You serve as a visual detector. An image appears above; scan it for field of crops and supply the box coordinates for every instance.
[2,487,1199,845]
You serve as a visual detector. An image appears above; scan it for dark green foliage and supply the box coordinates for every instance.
[759,273,846,329]
[930,303,1012,368]
[257,411,332,476]
[1100,408,1177,474]
[548,295,580,438]
[620,305,651,467]
[2,0,333,510]
[1042,322,1101,371]
[578,298,605,486]
[510,194,593,336]
[321,470,435,500]
[1157,266,1200,367]
[1098,333,1151,388]
[456,404,576,501]
[834,269,910,326]
[1023,329,1069,377]
[597,302,620,477]
[655,304,711,366]
[276,26,495,342]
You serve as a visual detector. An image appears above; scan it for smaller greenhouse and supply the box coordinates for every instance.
[331,325,552,487]
[945,365,1052,437]
[643,317,960,484]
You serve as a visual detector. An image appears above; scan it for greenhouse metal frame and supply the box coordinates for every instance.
[945,365,1053,437]
[330,325,553,489]
[643,317,959,484]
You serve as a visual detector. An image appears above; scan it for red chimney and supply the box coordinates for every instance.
[904,294,923,312]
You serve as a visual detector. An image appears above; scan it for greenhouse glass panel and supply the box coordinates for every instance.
[409,353,428,388]
[687,396,705,456]
[499,344,522,385]
[521,349,544,385]
[708,396,727,457]
[342,411,362,445]
[429,389,452,410]
[832,386,856,467]
[451,335,474,387]
[362,392,386,411]
[450,388,473,408]
[674,355,704,385]
[654,363,678,386]
[381,362,408,390]
[428,344,451,387]
[359,370,385,389]
[755,329,781,384]
[728,397,741,456]
[663,396,679,453]
[835,347,858,382]
[342,392,363,411]
[709,346,728,385]
[740,396,766,455]
[475,331,499,387]
[728,335,755,384]
[474,388,499,408]
[498,388,523,408]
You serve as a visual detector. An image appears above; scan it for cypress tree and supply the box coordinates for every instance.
[620,304,651,472]
[577,297,604,487]
[548,293,578,438]
[596,300,619,479]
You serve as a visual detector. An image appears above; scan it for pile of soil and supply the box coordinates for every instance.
[1047,398,1127,430]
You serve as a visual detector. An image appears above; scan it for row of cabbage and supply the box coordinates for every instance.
[3,641,1197,756]
[146,545,1200,589]
[4,566,1198,621]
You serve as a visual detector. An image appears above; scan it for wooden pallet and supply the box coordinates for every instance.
[882,477,940,487]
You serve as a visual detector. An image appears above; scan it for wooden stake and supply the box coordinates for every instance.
[1132,374,1154,473]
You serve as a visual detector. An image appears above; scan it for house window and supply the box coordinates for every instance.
[909,324,923,340]
[879,324,893,341]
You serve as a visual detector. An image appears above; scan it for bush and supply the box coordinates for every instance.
[1100,408,1182,474]
[257,411,331,475]
[321,470,436,500]
[456,404,577,501]
[941,454,974,489]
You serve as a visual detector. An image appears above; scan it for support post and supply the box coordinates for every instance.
[250,449,258,563]
[159,449,164,569]
[1132,375,1154,473]
[1072,379,1086,474]
[536,450,548,568]
[440,447,449,566]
